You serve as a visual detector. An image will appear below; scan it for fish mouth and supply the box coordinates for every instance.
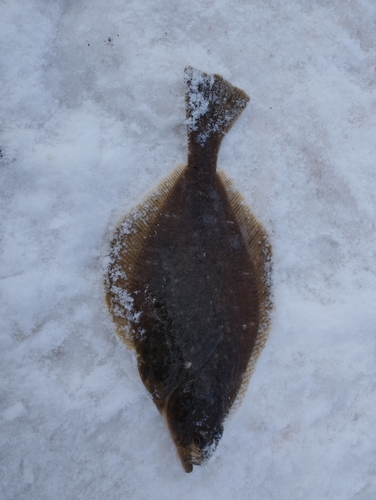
[178,448,205,473]
[182,460,193,473]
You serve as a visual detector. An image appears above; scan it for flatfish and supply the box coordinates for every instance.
[105,67,272,472]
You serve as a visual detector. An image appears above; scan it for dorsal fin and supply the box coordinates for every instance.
[185,67,250,177]
[218,170,273,413]
[105,164,186,349]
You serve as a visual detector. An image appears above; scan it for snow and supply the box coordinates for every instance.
[185,67,214,131]
[1,0,376,498]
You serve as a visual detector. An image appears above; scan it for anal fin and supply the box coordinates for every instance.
[104,164,187,349]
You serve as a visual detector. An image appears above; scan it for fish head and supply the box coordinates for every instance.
[175,426,224,473]
[165,380,224,472]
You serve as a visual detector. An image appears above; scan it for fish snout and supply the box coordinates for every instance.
[182,460,193,473]
[178,446,205,473]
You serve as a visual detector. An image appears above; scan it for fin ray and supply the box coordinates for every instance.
[105,164,187,349]
[218,170,273,413]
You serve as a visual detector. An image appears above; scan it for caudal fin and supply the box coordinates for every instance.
[184,67,250,148]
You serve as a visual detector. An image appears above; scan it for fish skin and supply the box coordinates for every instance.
[132,167,259,404]
[106,68,271,472]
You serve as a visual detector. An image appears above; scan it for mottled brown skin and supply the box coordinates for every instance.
[129,81,258,470]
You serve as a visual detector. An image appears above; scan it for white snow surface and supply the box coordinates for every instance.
[1,0,376,498]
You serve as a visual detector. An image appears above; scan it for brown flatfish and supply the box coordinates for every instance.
[105,67,272,472]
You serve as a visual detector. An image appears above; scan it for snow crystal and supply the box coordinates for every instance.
[184,67,215,131]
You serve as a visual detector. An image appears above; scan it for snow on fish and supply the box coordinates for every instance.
[105,67,272,472]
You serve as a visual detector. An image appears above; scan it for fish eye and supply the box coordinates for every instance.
[193,434,201,447]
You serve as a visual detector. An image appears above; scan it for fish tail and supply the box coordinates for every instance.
[184,67,249,175]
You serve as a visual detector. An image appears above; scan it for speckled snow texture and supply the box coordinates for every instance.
[1,0,376,499]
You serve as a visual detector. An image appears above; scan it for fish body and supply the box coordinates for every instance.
[105,68,272,472]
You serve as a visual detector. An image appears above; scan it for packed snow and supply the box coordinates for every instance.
[1,0,376,499]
